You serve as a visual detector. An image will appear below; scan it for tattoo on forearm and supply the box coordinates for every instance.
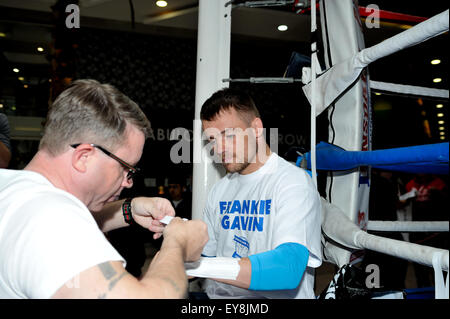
[161,276,188,298]
[97,262,130,299]
[163,277,180,293]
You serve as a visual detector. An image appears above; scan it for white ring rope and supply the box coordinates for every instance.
[303,9,449,116]
[370,80,449,99]
[357,10,449,66]
[354,230,449,272]
[321,199,449,271]
[367,220,449,233]
[433,252,449,299]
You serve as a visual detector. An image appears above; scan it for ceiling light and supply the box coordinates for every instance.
[433,78,442,83]
[18,76,24,81]
[437,113,444,117]
[440,131,445,135]
[438,120,444,124]
[156,0,168,7]
[440,136,445,140]
[374,92,381,96]
[13,68,19,73]
[439,126,445,130]
[277,25,288,31]
[431,59,441,65]
[11,106,16,111]
[23,84,29,89]
[0,32,6,38]
[0,104,3,109]
[436,104,444,108]
[37,47,44,52]
[417,98,424,106]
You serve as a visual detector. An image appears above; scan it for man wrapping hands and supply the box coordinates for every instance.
[0,79,208,299]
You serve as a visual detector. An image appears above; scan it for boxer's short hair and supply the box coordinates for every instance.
[200,88,260,125]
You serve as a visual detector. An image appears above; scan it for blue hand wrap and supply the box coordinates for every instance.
[248,242,309,291]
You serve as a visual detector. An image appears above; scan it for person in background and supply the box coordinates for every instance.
[167,175,192,220]
[361,169,408,290]
[405,173,448,288]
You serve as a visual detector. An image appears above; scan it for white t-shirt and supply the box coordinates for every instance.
[0,169,125,299]
[202,153,322,299]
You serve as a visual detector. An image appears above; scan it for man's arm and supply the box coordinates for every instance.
[212,257,252,289]
[95,197,175,237]
[52,218,208,298]
[211,243,309,291]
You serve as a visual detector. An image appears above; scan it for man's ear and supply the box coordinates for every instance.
[71,144,95,173]
[251,117,264,138]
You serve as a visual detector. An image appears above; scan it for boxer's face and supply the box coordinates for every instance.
[202,108,259,174]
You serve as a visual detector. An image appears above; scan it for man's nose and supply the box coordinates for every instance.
[214,138,226,155]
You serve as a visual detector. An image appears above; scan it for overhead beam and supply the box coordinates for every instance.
[143,4,198,25]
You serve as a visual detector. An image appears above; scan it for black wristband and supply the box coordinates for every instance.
[122,198,134,225]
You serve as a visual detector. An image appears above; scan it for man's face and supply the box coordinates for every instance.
[86,124,145,211]
[168,184,183,200]
[202,108,258,174]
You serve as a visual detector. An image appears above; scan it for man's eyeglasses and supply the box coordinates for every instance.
[71,143,140,181]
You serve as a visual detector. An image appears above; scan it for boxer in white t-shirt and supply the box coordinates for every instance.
[200,88,322,299]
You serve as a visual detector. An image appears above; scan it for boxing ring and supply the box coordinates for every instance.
[191,0,449,298]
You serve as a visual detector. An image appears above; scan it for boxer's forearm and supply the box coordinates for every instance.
[211,257,251,289]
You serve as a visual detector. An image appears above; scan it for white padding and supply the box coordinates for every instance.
[185,257,240,280]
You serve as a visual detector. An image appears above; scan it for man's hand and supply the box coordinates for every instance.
[131,197,175,239]
[162,218,209,262]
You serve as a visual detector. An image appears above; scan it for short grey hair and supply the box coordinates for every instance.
[40,79,152,155]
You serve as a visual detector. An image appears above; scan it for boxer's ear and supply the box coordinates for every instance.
[251,117,264,138]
